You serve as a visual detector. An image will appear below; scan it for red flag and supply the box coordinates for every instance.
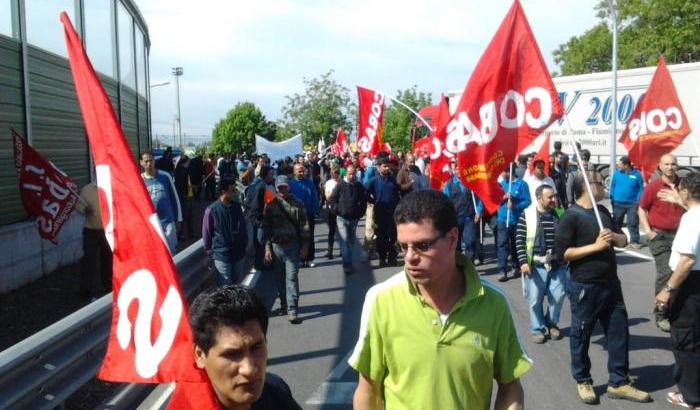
[618,57,691,181]
[450,0,563,213]
[168,381,220,410]
[12,128,79,244]
[332,127,349,156]
[527,134,550,177]
[61,13,205,383]
[427,95,454,189]
[357,86,385,155]
[415,104,441,128]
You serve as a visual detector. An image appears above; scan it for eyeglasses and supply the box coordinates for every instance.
[398,234,445,254]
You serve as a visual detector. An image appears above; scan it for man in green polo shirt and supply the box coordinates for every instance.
[350,190,532,410]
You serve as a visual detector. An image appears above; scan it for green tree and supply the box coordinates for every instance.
[382,86,432,153]
[554,0,700,75]
[278,69,354,146]
[211,102,275,154]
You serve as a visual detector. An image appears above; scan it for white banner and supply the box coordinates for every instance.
[255,134,303,162]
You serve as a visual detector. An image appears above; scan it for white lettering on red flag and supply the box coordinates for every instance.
[61,12,205,383]
[357,86,385,155]
[12,128,78,244]
[618,57,691,181]
[450,0,563,213]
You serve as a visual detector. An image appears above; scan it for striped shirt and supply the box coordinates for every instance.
[516,209,557,266]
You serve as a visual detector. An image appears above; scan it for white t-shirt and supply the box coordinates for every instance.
[525,175,557,203]
[324,178,338,200]
[669,205,700,271]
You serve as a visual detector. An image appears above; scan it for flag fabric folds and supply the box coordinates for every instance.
[12,128,78,244]
[357,86,385,155]
[618,57,692,181]
[332,127,349,156]
[61,12,204,383]
[450,0,563,213]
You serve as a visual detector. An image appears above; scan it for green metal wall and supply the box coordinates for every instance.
[0,35,25,226]
[0,42,149,227]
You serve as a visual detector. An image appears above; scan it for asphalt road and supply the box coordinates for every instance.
[257,216,677,410]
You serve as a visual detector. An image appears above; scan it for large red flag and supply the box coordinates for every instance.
[450,0,563,213]
[61,13,205,383]
[12,128,79,244]
[427,95,454,189]
[357,86,385,155]
[618,57,691,181]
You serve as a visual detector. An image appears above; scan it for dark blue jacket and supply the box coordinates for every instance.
[366,173,400,212]
[289,177,319,217]
[202,200,247,262]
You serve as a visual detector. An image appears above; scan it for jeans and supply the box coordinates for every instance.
[272,243,301,312]
[327,212,337,255]
[213,258,243,286]
[568,280,630,387]
[252,225,265,271]
[496,222,517,273]
[525,264,568,333]
[337,216,358,268]
[649,230,676,321]
[462,217,478,260]
[375,208,397,263]
[612,202,640,243]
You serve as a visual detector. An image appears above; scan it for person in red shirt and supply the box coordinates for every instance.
[638,154,688,332]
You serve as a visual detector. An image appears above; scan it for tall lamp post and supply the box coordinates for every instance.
[172,67,183,148]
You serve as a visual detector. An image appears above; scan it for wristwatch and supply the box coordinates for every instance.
[663,284,676,293]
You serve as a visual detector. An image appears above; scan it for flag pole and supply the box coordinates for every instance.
[506,162,513,228]
[471,190,483,243]
[382,93,434,131]
[563,115,604,230]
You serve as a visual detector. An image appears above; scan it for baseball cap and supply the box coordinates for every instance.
[275,175,290,188]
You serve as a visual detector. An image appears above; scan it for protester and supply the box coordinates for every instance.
[155,146,174,175]
[263,175,309,324]
[174,155,194,240]
[551,152,571,207]
[555,171,651,404]
[610,156,644,249]
[514,154,528,179]
[566,149,594,206]
[639,154,687,332]
[366,155,401,267]
[396,152,416,195]
[350,190,531,409]
[443,159,482,262]
[244,165,274,273]
[202,179,248,286]
[656,173,700,410]
[496,165,531,282]
[515,184,566,344]
[289,163,319,268]
[525,159,557,206]
[189,153,205,200]
[204,153,217,200]
[329,164,368,275]
[76,182,112,299]
[323,166,341,259]
[168,285,302,409]
[140,152,182,254]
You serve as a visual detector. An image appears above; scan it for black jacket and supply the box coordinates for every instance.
[329,180,367,220]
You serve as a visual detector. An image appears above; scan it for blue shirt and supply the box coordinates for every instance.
[366,173,400,210]
[443,176,483,222]
[142,170,182,227]
[497,178,531,225]
[202,200,247,262]
[610,169,643,204]
[289,177,319,217]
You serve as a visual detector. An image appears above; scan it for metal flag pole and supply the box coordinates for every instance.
[607,0,618,181]
[382,93,434,132]
[471,191,482,243]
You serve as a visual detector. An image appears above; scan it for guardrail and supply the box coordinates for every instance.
[0,240,211,410]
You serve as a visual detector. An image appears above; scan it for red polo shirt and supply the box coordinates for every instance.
[639,177,684,231]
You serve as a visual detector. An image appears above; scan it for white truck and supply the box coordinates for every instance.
[448,61,700,181]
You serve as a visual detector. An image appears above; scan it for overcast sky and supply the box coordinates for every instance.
[137,0,602,139]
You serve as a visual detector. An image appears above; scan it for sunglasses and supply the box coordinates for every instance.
[398,234,445,254]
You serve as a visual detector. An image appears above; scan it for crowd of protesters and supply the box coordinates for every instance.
[106,143,700,409]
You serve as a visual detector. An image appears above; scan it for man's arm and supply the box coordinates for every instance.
[353,373,382,410]
[494,378,524,410]
[637,207,656,240]
[563,229,611,261]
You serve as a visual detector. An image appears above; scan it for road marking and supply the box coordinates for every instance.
[306,350,356,405]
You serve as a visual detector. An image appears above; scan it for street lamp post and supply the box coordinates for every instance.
[172,67,183,148]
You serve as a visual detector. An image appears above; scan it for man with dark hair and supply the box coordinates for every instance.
[555,171,651,404]
[244,165,274,272]
[515,184,566,344]
[169,285,301,409]
[551,152,571,207]
[496,165,531,282]
[443,159,482,262]
[156,146,174,175]
[141,152,182,254]
[289,163,319,267]
[366,155,401,267]
[351,190,530,409]
[202,179,248,286]
[610,156,643,249]
[329,164,368,275]
[566,149,593,206]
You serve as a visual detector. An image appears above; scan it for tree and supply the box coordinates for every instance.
[278,69,354,146]
[211,102,275,154]
[381,86,433,153]
[554,0,700,76]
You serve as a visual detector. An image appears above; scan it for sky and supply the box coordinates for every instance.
[137,0,602,140]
